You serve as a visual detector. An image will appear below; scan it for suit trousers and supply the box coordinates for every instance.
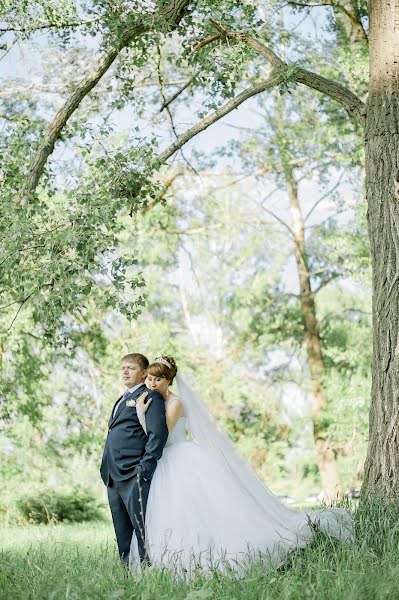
[107,474,151,566]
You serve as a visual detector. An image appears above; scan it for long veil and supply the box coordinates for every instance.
[176,373,353,542]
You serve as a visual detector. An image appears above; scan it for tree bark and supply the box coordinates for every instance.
[362,0,399,497]
[287,1,367,45]
[209,20,366,125]
[331,0,368,46]
[285,173,342,501]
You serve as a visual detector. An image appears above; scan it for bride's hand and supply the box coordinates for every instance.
[137,391,152,413]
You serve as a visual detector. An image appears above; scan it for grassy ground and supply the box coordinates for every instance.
[1,500,399,600]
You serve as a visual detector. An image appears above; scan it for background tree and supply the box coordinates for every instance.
[2,0,397,497]
[207,86,366,499]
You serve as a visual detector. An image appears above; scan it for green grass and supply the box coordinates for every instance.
[1,500,399,600]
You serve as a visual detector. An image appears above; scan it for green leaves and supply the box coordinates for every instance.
[0,135,163,347]
[16,488,105,524]
[0,0,79,37]
[0,0,373,497]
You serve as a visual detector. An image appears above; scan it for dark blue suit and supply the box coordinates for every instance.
[100,384,168,564]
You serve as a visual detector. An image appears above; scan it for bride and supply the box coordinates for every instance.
[129,355,353,575]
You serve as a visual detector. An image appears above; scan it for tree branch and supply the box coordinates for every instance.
[284,0,367,41]
[209,19,286,69]
[155,45,199,179]
[135,74,305,212]
[159,73,198,112]
[304,170,346,221]
[0,16,101,33]
[256,209,296,238]
[0,111,19,121]
[285,1,331,7]
[140,168,185,215]
[155,72,288,167]
[161,223,226,235]
[313,272,343,294]
[192,33,223,52]
[21,0,190,199]
[123,20,363,209]
[294,66,365,123]
[209,19,366,126]
[0,37,17,62]
[4,291,36,332]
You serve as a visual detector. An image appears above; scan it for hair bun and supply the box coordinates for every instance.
[147,355,178,385]
[162,355,178,375]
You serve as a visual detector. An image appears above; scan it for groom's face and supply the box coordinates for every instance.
[121,360,146,389]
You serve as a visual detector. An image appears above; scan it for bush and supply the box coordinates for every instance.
[17,488,106,524]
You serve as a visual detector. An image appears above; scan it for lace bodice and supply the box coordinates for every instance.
[166,416,186,446]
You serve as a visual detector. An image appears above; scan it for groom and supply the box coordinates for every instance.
[100,352,168,566]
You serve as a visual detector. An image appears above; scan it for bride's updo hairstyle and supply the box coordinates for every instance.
[147,355,178,385]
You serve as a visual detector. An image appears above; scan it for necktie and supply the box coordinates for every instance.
[113,390,130,418]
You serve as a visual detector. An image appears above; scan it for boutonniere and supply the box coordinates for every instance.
[126,399,137,407]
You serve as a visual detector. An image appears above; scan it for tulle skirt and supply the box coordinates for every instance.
[129,439,353,577]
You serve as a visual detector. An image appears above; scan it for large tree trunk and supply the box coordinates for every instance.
[287,175,342,501]
[362,0,399,496]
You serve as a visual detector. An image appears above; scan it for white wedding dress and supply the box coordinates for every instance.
[129,375,353,576]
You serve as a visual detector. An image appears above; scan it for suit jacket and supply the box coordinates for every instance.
[100,384,168,485]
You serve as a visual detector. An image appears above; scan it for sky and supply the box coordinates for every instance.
[0,4,370,500]
[0,2,363,348]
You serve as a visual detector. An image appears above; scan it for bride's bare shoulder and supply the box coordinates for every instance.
[166,395,184,416]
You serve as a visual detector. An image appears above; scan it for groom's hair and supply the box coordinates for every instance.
[121,353,149,370]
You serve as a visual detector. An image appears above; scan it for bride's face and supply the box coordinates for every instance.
[146,374,169,395]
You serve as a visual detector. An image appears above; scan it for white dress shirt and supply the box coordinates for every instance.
[112,383,143,418]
